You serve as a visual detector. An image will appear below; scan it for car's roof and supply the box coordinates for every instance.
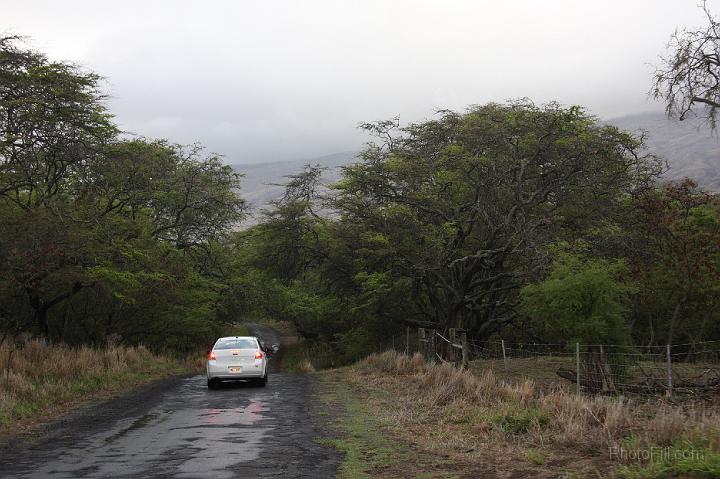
[215,336,257,341]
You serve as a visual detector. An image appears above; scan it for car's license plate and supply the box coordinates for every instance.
[228,367,242,373]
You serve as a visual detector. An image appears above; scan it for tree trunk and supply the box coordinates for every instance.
[667,293,687,345]
[26,282,85,339]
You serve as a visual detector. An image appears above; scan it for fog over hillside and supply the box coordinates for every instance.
[232,151,356,217]
[233,111,720,218]
[608,112,720,190]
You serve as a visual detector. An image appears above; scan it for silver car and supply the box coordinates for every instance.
[206,336,268,389]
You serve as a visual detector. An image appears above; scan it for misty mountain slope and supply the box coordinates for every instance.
[608,112,720,191]
[233,112,719,219]
[231,151,356,216]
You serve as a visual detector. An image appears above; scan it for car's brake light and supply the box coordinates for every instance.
[208,351,217,360]
[255,350,264,359]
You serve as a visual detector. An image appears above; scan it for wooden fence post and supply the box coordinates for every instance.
[576,342,581,395]
[666,344,673,399]
[449,328,457,364]
[430,330,436,362]
[405,326,410,355]
[501,339,507,374]
[461,332,469,370]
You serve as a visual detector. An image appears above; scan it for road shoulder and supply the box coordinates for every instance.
[318,369,475,478]
[318,361,615,479]
[0,373,191,451]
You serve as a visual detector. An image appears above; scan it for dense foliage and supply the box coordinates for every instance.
[2,38,719,360]
[0,38,244,352]
[225,104,719,360]
[520,253,636,345]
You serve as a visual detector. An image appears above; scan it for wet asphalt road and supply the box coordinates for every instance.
[0,326,341,478]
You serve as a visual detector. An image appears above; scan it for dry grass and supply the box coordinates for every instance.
[0,338,194,434]
[297,359,316,373]
[337,350,720,478]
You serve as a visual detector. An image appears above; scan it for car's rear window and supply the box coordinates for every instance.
[214,338,257,350]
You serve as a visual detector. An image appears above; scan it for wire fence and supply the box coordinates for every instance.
[387,328,720,398]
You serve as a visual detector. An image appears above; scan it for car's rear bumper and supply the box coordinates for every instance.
[206,361,266,380]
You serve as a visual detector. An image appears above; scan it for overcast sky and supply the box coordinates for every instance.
[3,1,716,164]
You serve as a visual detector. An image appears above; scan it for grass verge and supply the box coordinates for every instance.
[317,371,461,478]
[617,440,720,478]
[0,339,198,435]
[322,350,720,478]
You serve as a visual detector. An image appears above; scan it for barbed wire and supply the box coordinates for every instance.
[386,331,720,397]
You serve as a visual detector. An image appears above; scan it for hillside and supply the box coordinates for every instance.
[231,151,355,217]
[608,112,720,190]
[232,112,720,217]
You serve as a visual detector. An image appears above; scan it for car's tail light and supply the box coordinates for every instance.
[208,351,217,360]
[255,350,264,359]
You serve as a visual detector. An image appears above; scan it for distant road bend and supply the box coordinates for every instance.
[0,325,341,478]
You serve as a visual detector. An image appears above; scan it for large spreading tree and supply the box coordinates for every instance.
[333,102,661,339]
[0,37,245,348]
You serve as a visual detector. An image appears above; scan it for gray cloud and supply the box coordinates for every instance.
[4,0,716,163]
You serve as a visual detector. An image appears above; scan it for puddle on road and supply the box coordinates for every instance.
[19,376,273,479]
[198,399,264,426]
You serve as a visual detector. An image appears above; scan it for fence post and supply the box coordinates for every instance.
[449,328,456,364]
[461,332,469,370]
[430,330,436,362]
[575,342,581,395]
[4,347,14,389]
[418,328,425,358]
[666,344,673,399]
[599,344,607,392]
[405,326,410,355]
[501,339,507,374]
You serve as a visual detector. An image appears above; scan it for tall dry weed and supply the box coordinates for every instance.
[353,350,720,452]
[0,339,181,426]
